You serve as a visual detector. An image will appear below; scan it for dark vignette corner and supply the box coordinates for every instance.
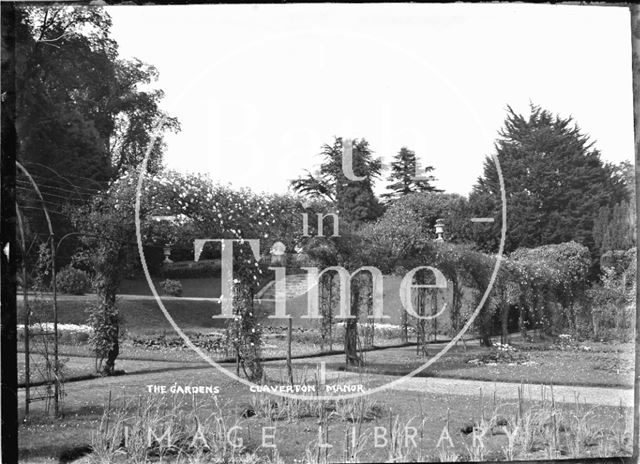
[2,1,18,463]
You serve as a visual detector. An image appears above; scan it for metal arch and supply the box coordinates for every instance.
[16,205,31,415]
[22,161,105,197]
[16,162,53,237]
[15,161,59,416]
[19,163,84,203]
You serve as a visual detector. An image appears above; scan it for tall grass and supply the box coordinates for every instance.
[85,382,632,463]
[88,391,259,464]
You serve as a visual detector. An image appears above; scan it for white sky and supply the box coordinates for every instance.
[107,3,634,196]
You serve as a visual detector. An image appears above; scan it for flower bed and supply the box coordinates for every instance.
[17,323,92,344]
[467,342,535,366]
[130,332,225,352]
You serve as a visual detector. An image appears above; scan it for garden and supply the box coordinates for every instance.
[16,166,636,463]
[12,6,637,462]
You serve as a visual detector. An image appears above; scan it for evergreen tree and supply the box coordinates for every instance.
[593,200,635,253]
[291,136,383,226]
[291,137,383,367]
[470,104,627,255]
[382,147,441,201]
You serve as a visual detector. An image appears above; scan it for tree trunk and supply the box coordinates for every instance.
[97,271,120,376]
[345,278,362,367]
[500,303,509,345]
[328,275,333,351]
[103,327,119,375]
[519,302,527,340]
[320,273,333,352]
[401,308,408,343]
[478,298,493,347]
[450,278,459,338]
[416,288,428,357]
[233,283,262,382]
[431,291,438,342]
[286,318,293,385]
[320,275,326,352]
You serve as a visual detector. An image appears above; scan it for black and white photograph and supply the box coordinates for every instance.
[2,2,639,463]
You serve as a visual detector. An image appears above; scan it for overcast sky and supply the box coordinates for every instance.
[107,3,633,196]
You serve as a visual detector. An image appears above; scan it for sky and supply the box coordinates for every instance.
[107,3,634,197]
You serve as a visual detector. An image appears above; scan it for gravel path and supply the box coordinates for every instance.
[344,372,634,407]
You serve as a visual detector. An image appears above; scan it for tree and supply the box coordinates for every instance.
[71,173,143,375]
[382,147,441,202]
[292,137,384,364]
[593,200,635,254]
[15,6,179,267]
[291,137,384,226]
[17,6,179,180]
[360,200,437,346]
[470,104,626,256]
[72,170,288,377]
[155,172,289,381]
[380,192,472,244]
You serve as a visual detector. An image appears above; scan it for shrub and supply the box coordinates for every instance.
[587,266,634,341]
[160,260,221,279]
[159,279,183,297]
[56,266,91,295]
[131,332,224,351]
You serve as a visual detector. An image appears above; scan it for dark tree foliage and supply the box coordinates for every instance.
[593,200,635,254]
[381,192,473,245]
[291,136,384,227]
[382,147,441,202]
[470,104,627,256]
[593,161,636,254]
[16,7,179,181]
[15,5,179,265]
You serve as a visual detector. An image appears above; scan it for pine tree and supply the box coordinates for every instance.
[382,147,441,201]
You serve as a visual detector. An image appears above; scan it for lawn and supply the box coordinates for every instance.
[18,353,204,386]
[303,341,635,389]
[118,277,221,298]
[17,277,636,414]
[18,362,633,463]
[19,274,463,331]
[18,333,634,416]
[18,296,227,335]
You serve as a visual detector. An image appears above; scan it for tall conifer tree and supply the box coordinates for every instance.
[383,147,441,202]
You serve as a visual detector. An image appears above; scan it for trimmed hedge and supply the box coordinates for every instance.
[160,259,221,279]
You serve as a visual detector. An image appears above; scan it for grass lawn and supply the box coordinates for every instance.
[18,363,633,463]
[18,297,227,336]
[284,340,635,389]
[18,326,635,390]
[24,274,462,330]
[118,277,221,298]
[351,342,634,389]
[17,281,635,401]
[18,354,204,386]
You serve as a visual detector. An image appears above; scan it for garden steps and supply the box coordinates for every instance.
[255,274,314,301]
